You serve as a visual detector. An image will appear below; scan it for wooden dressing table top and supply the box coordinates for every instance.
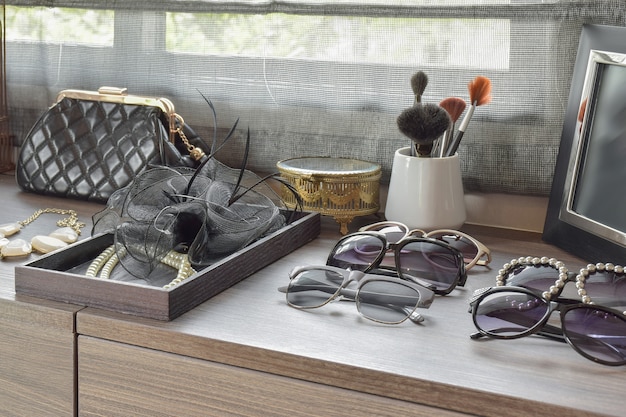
[1,174,623,417]
[77,226,624,417]
[0,174,102,326]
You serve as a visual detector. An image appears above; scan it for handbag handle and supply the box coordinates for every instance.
[56,87,179,143]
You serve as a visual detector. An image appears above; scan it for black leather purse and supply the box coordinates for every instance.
[16,87,208,202]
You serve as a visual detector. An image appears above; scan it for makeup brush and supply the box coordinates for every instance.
[578,98,587,133]
[438,97,467,157]
[445,76,492,157]
[411,71,428,104]
[408,71,429,156]
[397,103,451,157]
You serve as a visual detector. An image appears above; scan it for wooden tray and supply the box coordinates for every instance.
[15,211,320,321]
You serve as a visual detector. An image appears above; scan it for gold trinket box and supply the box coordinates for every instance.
[277,157,381,234]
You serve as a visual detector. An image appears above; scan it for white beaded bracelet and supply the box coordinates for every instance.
[86,245,196,289]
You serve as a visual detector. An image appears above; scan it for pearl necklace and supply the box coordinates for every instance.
[0,208,85,259]
[496,256,626,309]
[495,256,567,300]
[86,245,196,289]
[573,262,625,309]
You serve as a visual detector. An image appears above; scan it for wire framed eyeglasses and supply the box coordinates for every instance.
[326,230,466,295]
[468,256,626,365]
[281,265,436,324]
[358,221,491,270]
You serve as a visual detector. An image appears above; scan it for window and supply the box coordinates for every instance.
[167,13,509,69]
[6,7,113,45]
[4,1,625,195]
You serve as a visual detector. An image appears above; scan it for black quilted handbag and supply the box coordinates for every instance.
[16,87,208,202]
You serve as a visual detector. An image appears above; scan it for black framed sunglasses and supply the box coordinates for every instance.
[281,265,436,324]
[468,256,626,365]
[358,221,491,270]
[326,231,466,295]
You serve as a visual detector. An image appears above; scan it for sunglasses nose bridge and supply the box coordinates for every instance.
[543,301,562,325]
[347,269,367,284]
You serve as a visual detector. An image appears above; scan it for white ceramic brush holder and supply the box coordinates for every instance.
[385,147,466,230]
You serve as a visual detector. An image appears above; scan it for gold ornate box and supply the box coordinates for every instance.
[277,157,381,234]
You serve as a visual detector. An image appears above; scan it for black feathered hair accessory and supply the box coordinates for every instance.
[91,95,301,283]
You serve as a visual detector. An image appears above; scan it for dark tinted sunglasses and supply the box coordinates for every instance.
[468,256,626,365]
[326,231,466,295]
[358,221,491,270]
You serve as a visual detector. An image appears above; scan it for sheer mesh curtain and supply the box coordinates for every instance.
[5,0,626,195]
[0,0,11,171]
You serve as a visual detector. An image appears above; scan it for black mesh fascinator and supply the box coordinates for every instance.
[91,98,296,283]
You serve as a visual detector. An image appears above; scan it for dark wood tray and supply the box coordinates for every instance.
[15,211,320,321]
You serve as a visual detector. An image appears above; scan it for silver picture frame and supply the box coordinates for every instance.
[544,24,626,262]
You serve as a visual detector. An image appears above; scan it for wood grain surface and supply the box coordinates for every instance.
[0,173,101,416]
[2,173,624,417]
[79,335,467,417]
[77,217,624,417]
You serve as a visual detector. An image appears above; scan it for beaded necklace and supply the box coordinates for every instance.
[86,245,196,289]
[0,208,85,259]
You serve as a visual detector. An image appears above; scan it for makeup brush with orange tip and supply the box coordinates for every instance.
[445,76,492,157]
[438,97,466,157]
[578,98,587,133]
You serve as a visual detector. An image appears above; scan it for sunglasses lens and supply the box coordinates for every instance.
[563,306,626,365]
[287,269,343,308]
[580,269,626,304]
[357,280,421,324]
[363,224,407,244]
[396,240,462,292]
[327,234,385,271]
[474,290,549,337]
[428,232,479,264]
[503,264,560,291]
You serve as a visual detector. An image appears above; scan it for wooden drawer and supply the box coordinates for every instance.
[0,298,78,417]
[78,336,467,417]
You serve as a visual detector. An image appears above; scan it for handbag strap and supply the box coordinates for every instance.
[173,114,206,162]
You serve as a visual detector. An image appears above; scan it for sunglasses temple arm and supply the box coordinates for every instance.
[409,311,425,323]
[535,324,568,344]
[471,327,625,360]
[469,323,567,342]
[279,284,351,298]
[368,267,400,277]
[372,303,424,323]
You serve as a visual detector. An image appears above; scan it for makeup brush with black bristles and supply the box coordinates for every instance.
[408,71,429,155]
[438,97,467,157]
[411,71,428,104]
[445,76,492,157]
[397,103,451,157]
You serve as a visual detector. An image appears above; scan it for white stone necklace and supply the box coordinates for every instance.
[0,208,85,259]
